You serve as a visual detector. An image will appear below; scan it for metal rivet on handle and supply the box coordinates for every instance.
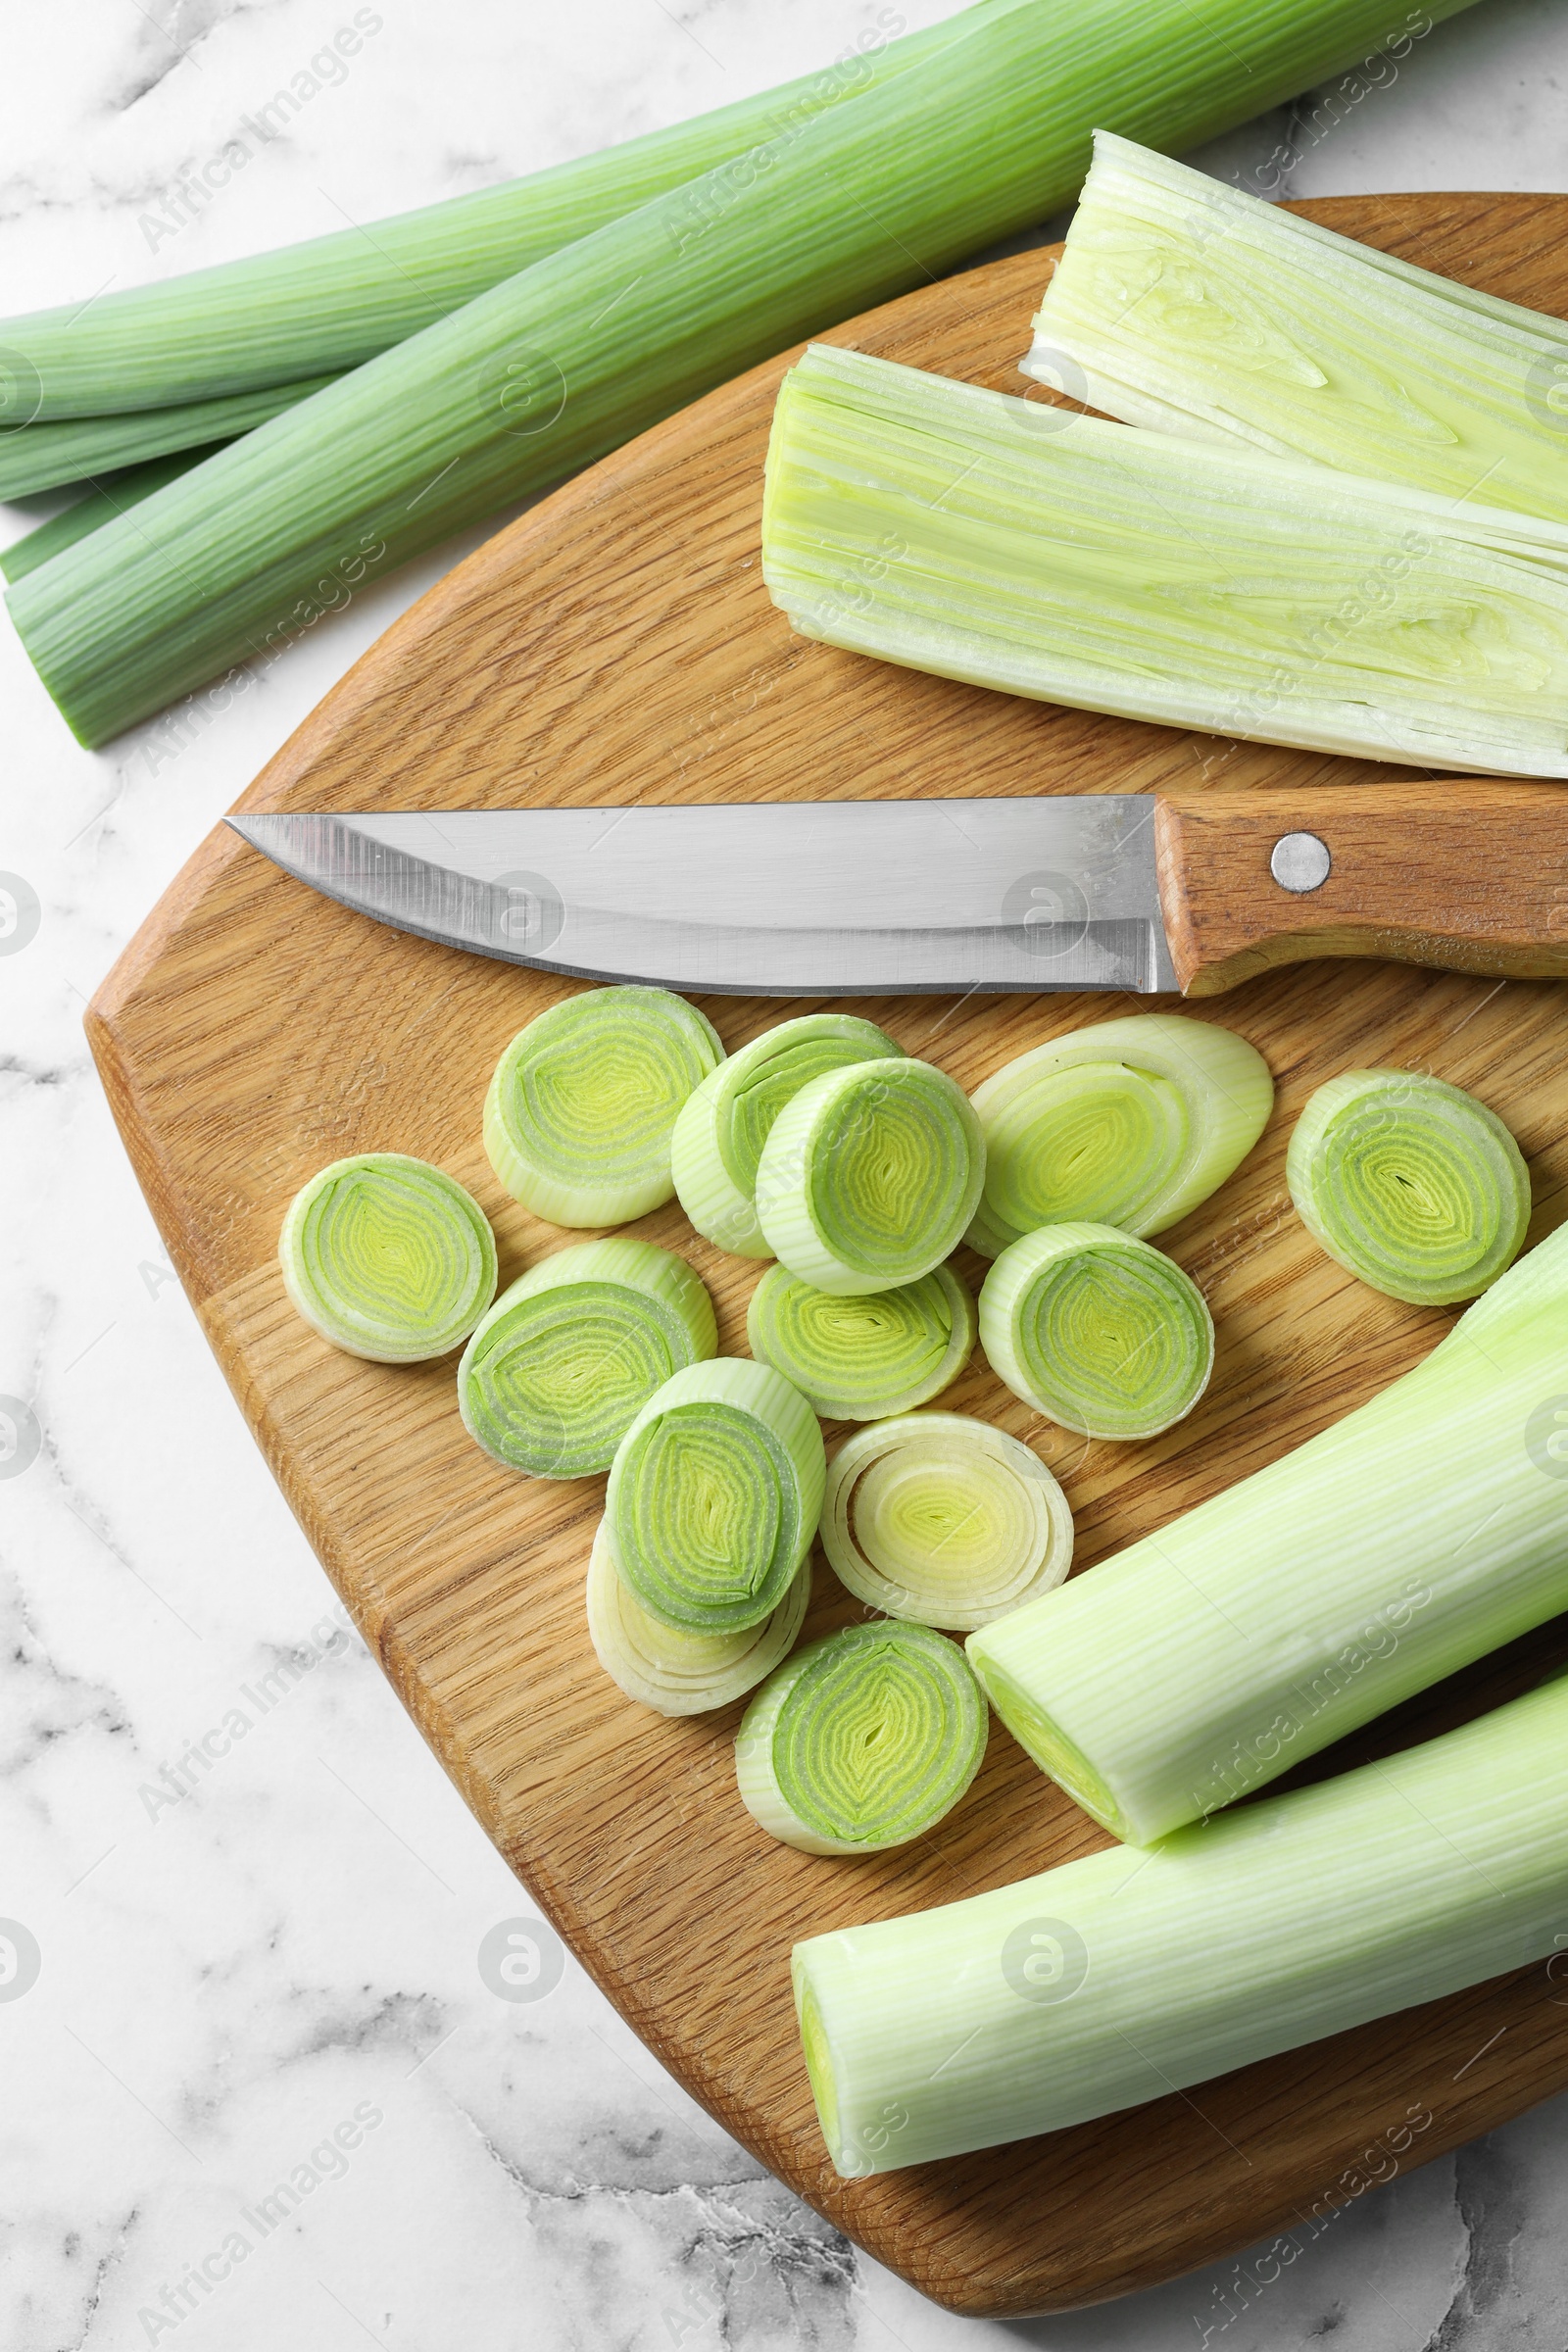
[1270,832,1331,894]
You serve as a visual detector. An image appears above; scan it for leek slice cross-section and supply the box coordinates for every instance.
[1288,1069,1531,1306]
[748,1262,974,1421]
[819,1412,1072,1631]
[964,1013,1273,1259]
[279,1152,497,1363]
[980,1222,1214,1440]
[605,1358,825,1635]
[458,1239,716,1478]
[672,1013,903,1258]
[484,986,723,1229]
[586,1520,808,1716]
[736,1622,987,1854]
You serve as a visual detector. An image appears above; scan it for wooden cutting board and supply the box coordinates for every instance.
[87,192,1568,2319]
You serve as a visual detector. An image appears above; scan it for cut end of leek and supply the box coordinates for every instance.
[755,1056,984,1297]
[484,986,723,1228]
[672,1013,903,1258]
[747,1260,974,1422]
[736,1621,987,1854]
[605,1357,825,1636]
[458,1238,716,1478]
[1287,1069,1532,1306]
[979,1221,1213,1440]
[966,1014,1273,1258]
[586,1518,808,1715]
[278,1152,497,1363]
[820,1411,1073,1632]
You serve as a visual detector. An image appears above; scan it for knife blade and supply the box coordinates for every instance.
[227,780,1568,999]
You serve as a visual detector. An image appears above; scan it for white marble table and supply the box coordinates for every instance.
[3,2,1566,2343]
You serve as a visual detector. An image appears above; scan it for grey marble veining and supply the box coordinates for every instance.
[2,1,1567,2344]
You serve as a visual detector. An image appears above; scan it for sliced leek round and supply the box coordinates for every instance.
[755,1057,984,1297]
[605,1357,825,1635]
[980,1221,1214,1440]
[735,1621,987,1854]
[586,1519,808,1715]
[484,986,723,1227]
[748,1262,974,1421]
[1287,1069,1531,1306]
[819,1411,1072,1631]
[966,1013,1273,1258]
[458,1239,716,1478]
[671,1013,904,1257]
[279,1152,497,1363]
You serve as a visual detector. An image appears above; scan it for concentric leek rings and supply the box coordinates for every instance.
[586,1520,808,1715]
[484,985,724,1228]
[1287,1069,1531,1306]
[820,1412,1073,1630]
[735,1622,988,1854]
[279,1152,497,1363]
[605,1358,826,1635]
[671,1013,904,1257]
[747,1262,975,1421]
[756,1056,985,1297]
[980,1221,1214,1440]
[458,1239,717,1478]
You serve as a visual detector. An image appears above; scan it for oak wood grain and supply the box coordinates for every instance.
[86,193,1568,2319]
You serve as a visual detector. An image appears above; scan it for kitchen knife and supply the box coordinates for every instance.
[228,780,1568,999]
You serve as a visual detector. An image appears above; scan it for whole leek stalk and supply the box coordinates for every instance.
[794,1669,1568,2175]
[5,0,1485,746]
[966,1217,1568,1847]
[762,344,1568,777]
[1029,132,1568,526]
[0,375,336,500]
[0,450,214,586]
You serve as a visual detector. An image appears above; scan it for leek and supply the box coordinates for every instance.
[756,1058,984,1298]
[279,1152,497,1362]
[0,450,214,587]
[4,0,1488,747]
[736,1621,987,1854]
[483,987,722,1228]
[671,1014,902,1259]
[965,1013,1273,1259]
[1288,1069,1531,1306]
[748,1262,974,1422]
[979,1221,1214,1440]
[457,1239,716,1479]
[1028,132,1568,527]
[605,1358,825,1635]
[819,1411,1072,1631]
[586,1520,808,1716]
[761,343,1568,776]
[967,1217,1568,1846]
[793,1668,1568,2175]
[0,376,333,501]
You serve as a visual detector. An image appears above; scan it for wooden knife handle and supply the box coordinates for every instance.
[1154,779,1568,998]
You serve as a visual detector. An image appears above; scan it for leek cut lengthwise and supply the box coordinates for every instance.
[762,344,1568,776]
[1030,133,1568,526]
[966,1218,1568,1847]
[794,1669,1568,2175]
[3,0,1486,746]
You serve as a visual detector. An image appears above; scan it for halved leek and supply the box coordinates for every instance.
[793,1668,1568,2175]
[965,1013,1273,1258]
[756,1058,984,1298]
[979,1222,1214,1440]
[279,1152,497,1362]
[967,1215,1568,1846]
[586,1519,808,1715]
[748,1263,974,1421]
[761,342,1568,777]
[1288,1069,1531,1306]
[819,1412,1072,1631]
[458,1239,716,1478]
[672,1013,903,1258]
[605,1358,825,1635]
[736,1621,987,1853]
[484,987,722,1228]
